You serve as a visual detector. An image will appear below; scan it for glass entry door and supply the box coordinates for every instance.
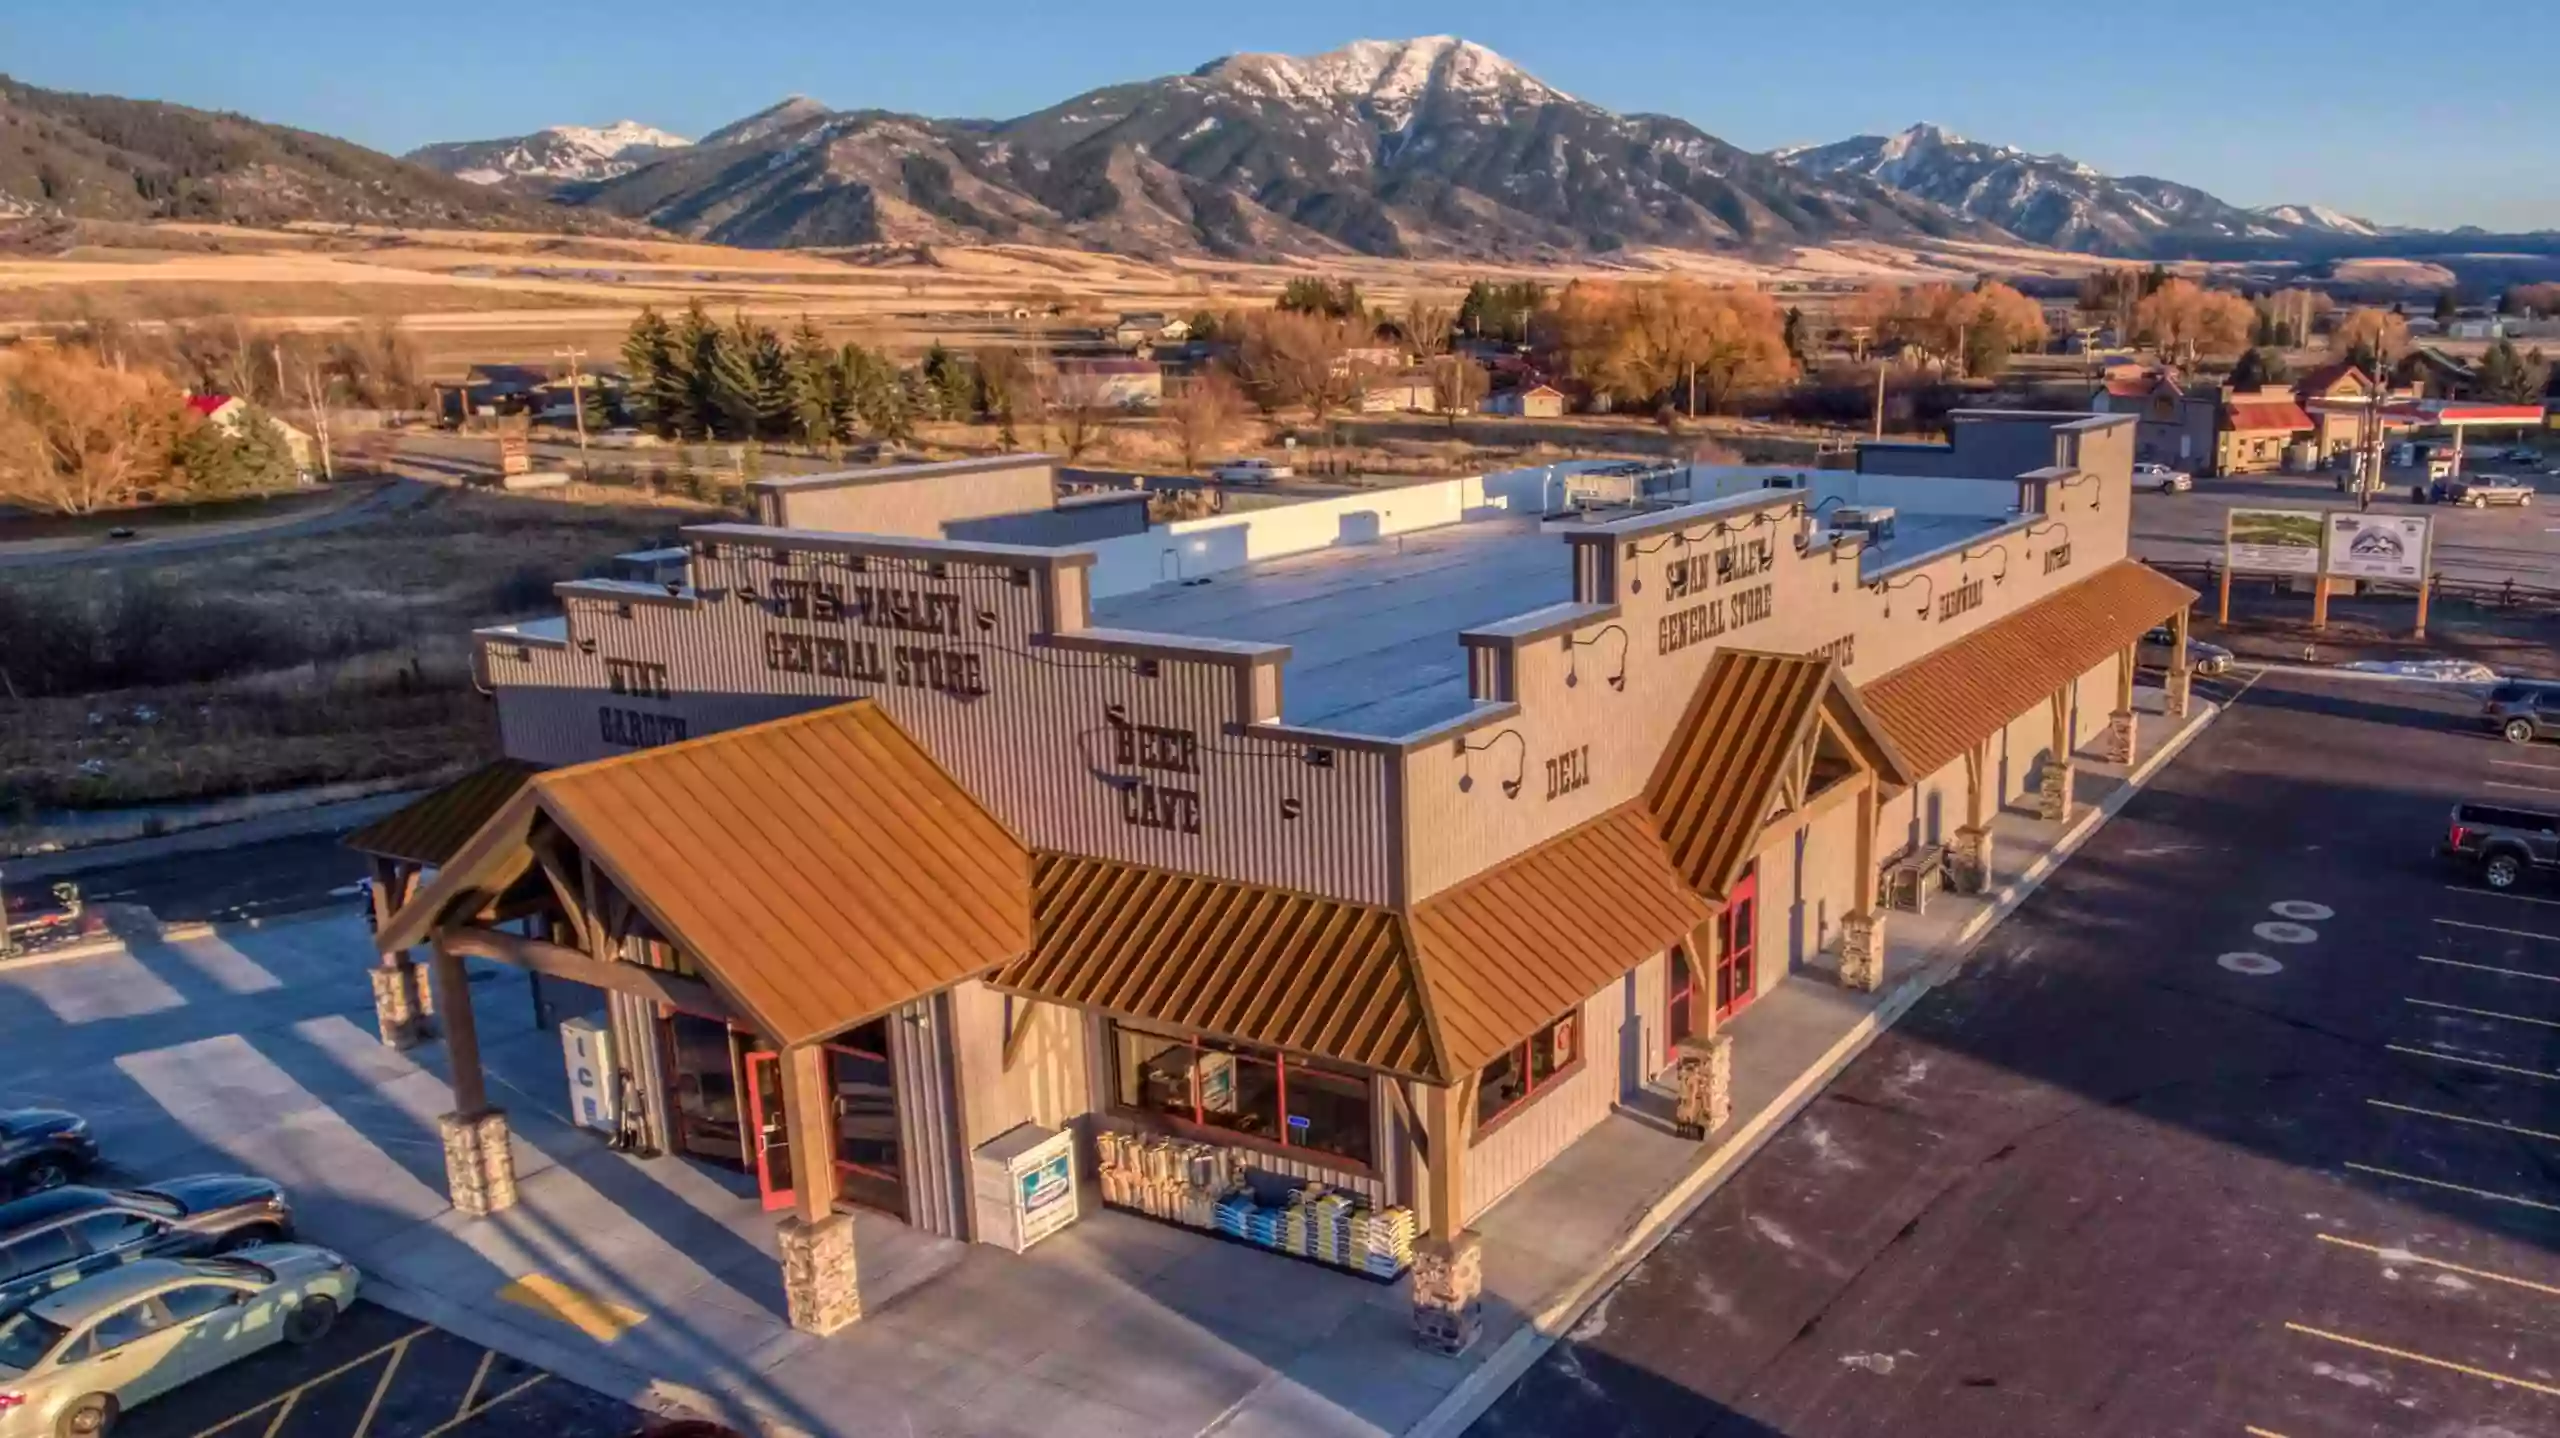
[665,1013,746,1167]
[1716,865,1759,1021]
[827,1019,906,1220]
[1665,944,1697,1060]
[744,1051,795,1212]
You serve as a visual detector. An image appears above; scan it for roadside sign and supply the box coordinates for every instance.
[2324,512,2430,582]
[498,421,532,477]
[2225,507,2323,575]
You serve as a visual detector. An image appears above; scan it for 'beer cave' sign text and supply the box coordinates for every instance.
[1111,713,1203,835]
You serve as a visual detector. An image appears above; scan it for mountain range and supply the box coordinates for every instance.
[0,41,2508,264]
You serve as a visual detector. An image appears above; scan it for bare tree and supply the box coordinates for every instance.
[1042,366,1112,462]
[1162,371,1245,471]
[0,347,186,514]
[1427,355,1487,426]
[1233,311,1358,424]
[1400,300,1456,361]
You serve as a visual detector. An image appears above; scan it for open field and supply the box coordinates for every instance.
[0,484,730,822]
[0,219,2135,375]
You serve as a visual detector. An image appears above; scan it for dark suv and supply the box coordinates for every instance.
[0,1177,292,1308]
[2481,680,2560,745]
[2441,801,2560,891]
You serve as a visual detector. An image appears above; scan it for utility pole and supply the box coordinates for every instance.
[2076,325,2102,383]
[1872,359,1888,438]
[555,346,592,480]
[301,366,335,483]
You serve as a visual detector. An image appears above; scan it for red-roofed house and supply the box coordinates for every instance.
[183,393,315,470]
[2215,388,2315,475]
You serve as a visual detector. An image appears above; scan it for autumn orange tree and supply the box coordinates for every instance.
[2329,307,2412,369]
[2134,278,2256,365]
[1231,309,1361,424]
[1161,371,1246,471]
[0,346,188,515]
[1546,279,1796,415]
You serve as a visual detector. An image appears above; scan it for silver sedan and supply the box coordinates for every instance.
[0,1246,356,1437]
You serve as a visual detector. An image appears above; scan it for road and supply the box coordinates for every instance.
[2132,470,2560,585]
[66,831,373,926]
[1472,668,2560,1437]
[0,480,430,572]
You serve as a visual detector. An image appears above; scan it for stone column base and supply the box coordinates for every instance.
[1839,910,1886,992]
[2038,760,2076,822]
[2165,667,2194,719]
[1950,824,1994,895]
[1412,1231,1485,1356]
[2104,708,2137,766]
[371,963,424,1049]
[779,1211,862,1336]
[440,1109,517,1217]
[1672,1033,1735,1139]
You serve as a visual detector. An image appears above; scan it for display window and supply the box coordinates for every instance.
[1109,1022,1375,1168]
[1475,1009,1582,1133]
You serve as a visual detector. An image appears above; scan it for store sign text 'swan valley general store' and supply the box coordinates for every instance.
[760,576,992,698]
[1656,533,1777,657]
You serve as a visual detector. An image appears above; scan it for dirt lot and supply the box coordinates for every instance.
[0,484,731,823]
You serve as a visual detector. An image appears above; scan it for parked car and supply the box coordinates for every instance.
[0,1180,292,1310]
[2133,463,2192,493]
[1209,458,1292,484]
[0,1114,96,1200]
[2439,800,2560,891]
[0,1247,357,1437]
[2137,626,2235,677]
[2431,474,2535,507]
[2501,445,2543,464]
[2482,679,2560,745]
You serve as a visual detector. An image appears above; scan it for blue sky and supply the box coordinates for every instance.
[7,1,2553,230]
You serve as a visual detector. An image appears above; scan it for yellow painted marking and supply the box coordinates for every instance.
[350,1335,407,1438]
[189,1326,431,1438]
[2418,955,2560,983]
[496,1274,647,1342]
[418,1373,549,1438]
[2286,1322,2560,1397]
[2437,917,2560,944]
[457,1347,497,1418]
[2408,996,2560,1029]
[2344,1161,2560,1214]
[2368,1098,2560,1145]
[260,1393,296,1438]
[2318,1232,2560,1298]
[2445,884,2560,908]
[2385,1042,2558,1081]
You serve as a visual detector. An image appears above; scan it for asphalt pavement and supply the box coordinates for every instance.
[2132,469,2560,585]
[0,481,429,572]
[1471,667,2560,1438]
[62,831,372,926]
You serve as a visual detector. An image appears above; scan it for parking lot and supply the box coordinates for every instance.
[2133,466,2558,586]
[117,1298,650,1438]
[1472,666,2560,1437]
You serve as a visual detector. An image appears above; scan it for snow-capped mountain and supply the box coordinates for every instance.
[405,121,691,187]
[557,38,1991,257]
[1775,123,2382,255]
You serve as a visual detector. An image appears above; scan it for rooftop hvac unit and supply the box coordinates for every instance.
[1827,505,1898,543]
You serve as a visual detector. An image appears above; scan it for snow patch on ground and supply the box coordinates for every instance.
[2337,659,2499,683]
[1747,1214,1800,1251]
[1838,1351,1904,1375]
[2311,1360,2389,1391]
[1799,1120,1864,1172]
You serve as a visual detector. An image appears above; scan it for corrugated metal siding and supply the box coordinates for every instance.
[891,993,970,1239]
[486,545,1394,905]
[946,978,1091,1153]
[606,991,671,1155]
[1464,978,1625,1225]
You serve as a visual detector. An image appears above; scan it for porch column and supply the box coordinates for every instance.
[367,861,432,1048]
[1672,924,1734,1140]
[2165,604,2196,718]
[1839,776,1886,991]
[777,1043,860,1335]
[1412,1082,1483,1356]
[430,935,516,1218]
[2105,643,2139,767]
[1950,743,1994,894]
[2039,688,2077,822]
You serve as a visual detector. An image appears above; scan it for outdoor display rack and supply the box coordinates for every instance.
[1094,1130,1414,1282]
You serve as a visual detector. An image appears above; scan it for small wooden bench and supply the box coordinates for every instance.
[1882,842,1951,914]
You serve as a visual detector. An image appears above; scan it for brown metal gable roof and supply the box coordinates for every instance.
[1407,804,1715,1074]
[343,760,540,868]
[994,854,1445,1081]
[1862,561,2198,779]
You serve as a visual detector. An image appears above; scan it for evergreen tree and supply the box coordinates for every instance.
[2432,291,2460,325]
[2228,347,2291,390]
[839,343,912,444]
[619,306,675,437]
[704,314,768,440]
[750,321,792,438]
[668,301,721,440]
[785,318,840,446]
[918,342,973,422]
[173,406,296,496]
[2475,337,2552,405]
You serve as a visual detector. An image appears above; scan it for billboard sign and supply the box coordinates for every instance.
[2325,513,2430,582]
[2225,508,2324,575]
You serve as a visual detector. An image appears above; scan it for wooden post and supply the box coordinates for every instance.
[2050,686,2071,762]
[1420,1082,1467,1240]
[1852,775,1879,913]
[2414,571,2432,640]
[2311,573,2331,630]
[784,1044,840,1224]
[429,937,489,1116]
[2216,565,2232,625]
[2115,643,2136,714]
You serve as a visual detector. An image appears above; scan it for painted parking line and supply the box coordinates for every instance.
[2316,1233,2560,1299]
[2442,885,2560,909]
[2342,1162,2560,1215]
[2367,1098,2560,1146]
[2436,917,2560,944]
[418,1373,550,1438]
[2407,996,2560,1029]
[2488,759,2560,774]
[2243,1427,2292,1438]
[2418,955,2560,983]
[185,1326,432,1438]
[2384,1042,2559,1082]
[2485,780,2560,798]
[2285,1322,2560,1397]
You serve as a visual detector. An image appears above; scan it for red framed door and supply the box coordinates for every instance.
[743,1050,796,1212]
[1716,866,1759,1021]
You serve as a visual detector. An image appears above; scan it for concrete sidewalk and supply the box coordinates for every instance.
[0,692,2220,1438]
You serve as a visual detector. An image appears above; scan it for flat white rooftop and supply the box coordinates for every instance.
[1091,514,1570,736]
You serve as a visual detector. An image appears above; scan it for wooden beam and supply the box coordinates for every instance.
[1001,997,1045,1072]
[1386,1078,1428,1168]
[1853,774,1879,913]
[429,938,489,1116]
[441,925,739,1023]
[783,1043,840,1223]
[1420,1081,1467,1239]
[527,834,587,948]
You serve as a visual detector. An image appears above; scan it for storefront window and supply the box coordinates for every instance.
[1109,1023,1374,1167]
[1477,1009,1582,1130]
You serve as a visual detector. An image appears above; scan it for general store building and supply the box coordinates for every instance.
[362,413,2195,1348]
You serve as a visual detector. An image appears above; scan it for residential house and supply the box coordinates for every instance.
[1482,383,1567,419]
[1360,369,1439,414]
[2214,387,2314,475]
[1111,313,1170,348]
[2087,368,2215,471]
[1333,344,1408,378]
[186,393,315,471]
[1055,356,1164,409]
[2400,346,2479,401]
[2295,362,2399,459]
